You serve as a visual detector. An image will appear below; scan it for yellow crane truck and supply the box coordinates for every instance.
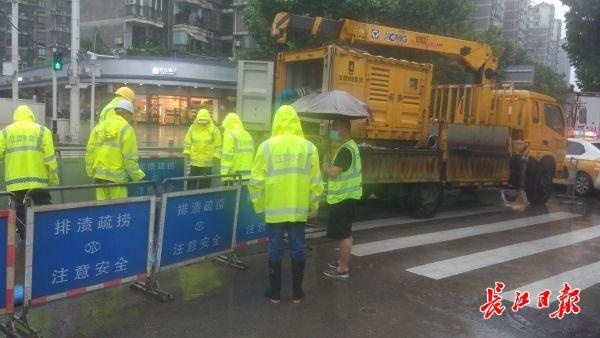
[238,13,566,218]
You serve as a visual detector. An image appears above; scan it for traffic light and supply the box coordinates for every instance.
[52,51,63,71]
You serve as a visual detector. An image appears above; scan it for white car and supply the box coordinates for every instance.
[564,138,600,196]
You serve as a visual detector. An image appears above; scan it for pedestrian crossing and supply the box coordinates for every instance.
[306,205,504,239]
[350,209,600,301]
[406,225,600,279]
[352,211,578,256]
[502,261,600,307]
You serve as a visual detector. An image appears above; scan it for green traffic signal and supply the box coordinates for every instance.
[52,52,63,71]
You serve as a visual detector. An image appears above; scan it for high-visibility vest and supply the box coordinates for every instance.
[0,105,59,192]
[183,110,222,168]
[327,139,362,204]
[250,135,323,223]
[85,114,145,183]
[221,129,254,180]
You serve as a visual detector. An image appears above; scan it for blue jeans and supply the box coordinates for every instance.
[266,222,306,261]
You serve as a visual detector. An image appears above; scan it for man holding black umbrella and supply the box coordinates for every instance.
[322,119,362,279]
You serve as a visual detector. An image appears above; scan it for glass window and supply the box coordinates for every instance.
[532,102,540,124]
[409,78,419,90]
[567,141,585,156]
[173,31,188,46]
[578,106,587,125]
[544,103,564,135]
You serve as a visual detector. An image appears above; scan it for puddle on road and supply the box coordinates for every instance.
[177,264,224,301]
[28,287,140,336]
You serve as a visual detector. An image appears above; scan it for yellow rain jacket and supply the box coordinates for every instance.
[86,113,145,183]
[0,105,59,191]
[98,96,124,123]
[249,105,323,223]
[221,113,254,180]
[183,109,222,167]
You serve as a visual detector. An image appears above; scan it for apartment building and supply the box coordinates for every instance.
[0,0,71,68]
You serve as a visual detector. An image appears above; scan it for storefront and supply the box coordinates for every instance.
[0,56,237,127]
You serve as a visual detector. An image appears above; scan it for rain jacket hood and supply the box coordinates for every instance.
[184,109,222,167]
[13,105,36,122]
[222,113,244,131]
[195,109,213,125]
[272,105,304,138]
[98,114,127,141]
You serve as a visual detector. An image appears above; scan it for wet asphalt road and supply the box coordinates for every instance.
[17,188,600,337]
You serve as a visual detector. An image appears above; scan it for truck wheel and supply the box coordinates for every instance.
[575,172,593,197]
[526,171,553,205]
[406,183,443,219]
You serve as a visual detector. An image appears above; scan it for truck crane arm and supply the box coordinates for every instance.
[271,12,498,84]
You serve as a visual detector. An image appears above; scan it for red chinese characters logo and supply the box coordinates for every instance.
[511,291,530,312]
[549,283,581,319]
[480,281,506,319]
[480,282,582,320]
[537,289,551,309]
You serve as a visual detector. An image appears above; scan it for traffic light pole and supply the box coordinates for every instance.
[52,67,58,136]
[11,0,18,112]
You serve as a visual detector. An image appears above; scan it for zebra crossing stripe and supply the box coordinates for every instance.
[306,206,504,239]
[406,225,600,280]
[502,261,600,307]
[352,212,579,257]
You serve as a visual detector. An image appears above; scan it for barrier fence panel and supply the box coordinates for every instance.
[0,194,15,316]
[24,196,155,306]
[156,186,240,271]
[234,185,267,248]
[129,157,185,196]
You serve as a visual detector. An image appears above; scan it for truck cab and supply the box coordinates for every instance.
[503,91,567,203]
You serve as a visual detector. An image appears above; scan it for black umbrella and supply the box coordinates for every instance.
[291,90,370,120]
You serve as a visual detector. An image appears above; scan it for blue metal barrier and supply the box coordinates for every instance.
[234,185,267,248]
[22,182,158,307]
[129,157,185,196]
[156,185,240,271]
[0,193,15,315]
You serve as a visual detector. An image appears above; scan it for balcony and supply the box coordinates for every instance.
[125,4,164,28]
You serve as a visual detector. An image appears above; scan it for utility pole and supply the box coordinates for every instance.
[11,0,18,112]
[69,0,80,143]
[89,52,96,131]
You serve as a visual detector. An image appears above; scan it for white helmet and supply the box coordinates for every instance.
[114,99,134,114]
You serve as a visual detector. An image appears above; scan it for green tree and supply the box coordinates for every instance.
[475,27,571,100]
[241,0,474,62]
[561,0,600,91]
[80,31,110,55]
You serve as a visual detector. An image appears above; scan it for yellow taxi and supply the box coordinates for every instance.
[560,138,600,196]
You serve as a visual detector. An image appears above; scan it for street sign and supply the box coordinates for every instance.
[157,187,239,270]
[500,65,535,86]
[25,197,155,304]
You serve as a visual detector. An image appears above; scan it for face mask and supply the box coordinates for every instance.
[329,130,341,141]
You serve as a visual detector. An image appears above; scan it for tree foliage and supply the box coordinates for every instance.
[241,0,474,62]
[561,0,600,91]
[80,30,110,55]
[475,26,571,101]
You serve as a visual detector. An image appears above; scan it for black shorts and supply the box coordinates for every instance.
[326,199,356,240]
